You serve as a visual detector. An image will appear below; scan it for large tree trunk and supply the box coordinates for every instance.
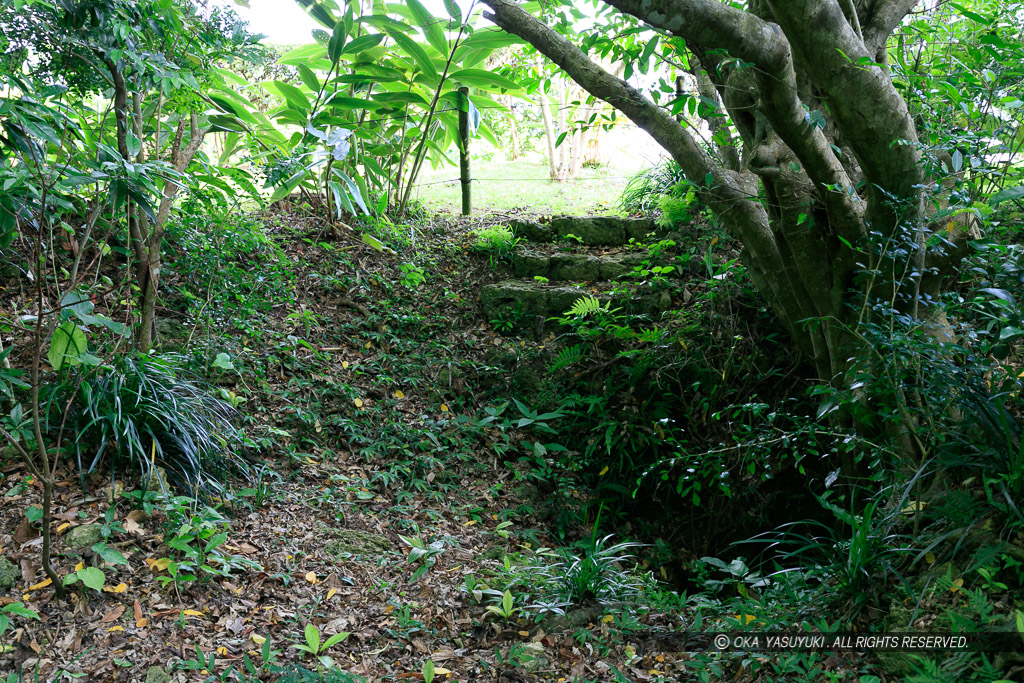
[482,0,971,373]
[481,0,978,467]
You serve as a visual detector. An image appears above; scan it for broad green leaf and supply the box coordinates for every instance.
[442,0,461,24]
[262,81,312,113]
[453,27,522,55]
[304,623,321,653]
[297,64,322,93]
[296,0,337,29]
[990,185,1024,206]
[326,95,385,111]
[60,290,93,321]
[383,27,438,80]
[328,20,348,63]
[78,567,105,591]
[322,631,350,648]
[91,542,130,566]
[448,68,520,92]
[372,91,432,107]
[341,33,386,55]
[279,43,328,65]
[49,321,87,370]
[406,0,448,57]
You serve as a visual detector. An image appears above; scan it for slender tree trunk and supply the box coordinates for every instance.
[537,83,559,181]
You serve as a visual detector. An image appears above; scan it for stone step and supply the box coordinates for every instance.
[480,279,673,333]
[514,249,659,282]
[509,215,665,246]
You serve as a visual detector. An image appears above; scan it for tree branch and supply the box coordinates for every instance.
[862,0,918,55]
[607,0,864,242]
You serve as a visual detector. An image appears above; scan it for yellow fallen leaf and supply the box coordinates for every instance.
[394,390,404,399]
[518,630,530,637]
[251,635,267,645]
[433,668,451,675]
[599,466,609,476]
[461,520,477,527]
[305,571,319,584]
[354,398,364,408]
[342,361,350,369]
[74,561,84,571]
[28,578,52,591]
[733,614,758,624]
[182,609,205,617]
[108,626,124,633]
[56,522,70,533]
[951,578,963,593]
[216,647,228,656]
[136,618,149,628]
[326,588,337,600]
[103,583,128,594]
[146,558,170,571]
[601,615,614,623]
[364,341,371,349]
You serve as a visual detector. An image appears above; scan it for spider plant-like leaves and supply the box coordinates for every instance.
[68,353,247,497]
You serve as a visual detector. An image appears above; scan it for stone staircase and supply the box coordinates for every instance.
[480,216,690,335]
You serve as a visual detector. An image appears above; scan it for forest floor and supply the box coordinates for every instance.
[0,205,935,682]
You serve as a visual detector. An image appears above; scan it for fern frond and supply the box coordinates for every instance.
[550,343,589,372]
[566,296,604,318]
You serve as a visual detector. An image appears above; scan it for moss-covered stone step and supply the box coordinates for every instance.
[509,216,664,246]
[480,279,672,330]
[513,249,661,282]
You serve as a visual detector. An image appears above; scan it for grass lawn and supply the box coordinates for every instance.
[410,156,636,216]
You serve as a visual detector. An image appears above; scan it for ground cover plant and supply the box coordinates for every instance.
[1,0,1023,681]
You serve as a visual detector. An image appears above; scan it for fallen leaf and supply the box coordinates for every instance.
[251,635,267,646]
[102,604,125,623]
[103,583,128,594]
[14,519,38,544]
[394,390,405,399]
[27,578,51,591]
[326,588,337,600]
[145,558,170,571]
[133,600,143,621]
[354,398,364,408]
[135,618,149,628]
[108,626,124,633]
[182,609,205,617]
[56,523,70,534]
[216,647,228,655]
[305,571,319,584]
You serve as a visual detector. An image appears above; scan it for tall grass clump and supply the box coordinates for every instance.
[61,353,246,496]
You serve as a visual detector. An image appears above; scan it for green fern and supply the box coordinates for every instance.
[550,344,589,372]
[566,296,605,318]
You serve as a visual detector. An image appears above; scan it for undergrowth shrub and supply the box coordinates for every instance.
[619,158,688,215]
[56,353,247,496]
[469,224,519,264]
